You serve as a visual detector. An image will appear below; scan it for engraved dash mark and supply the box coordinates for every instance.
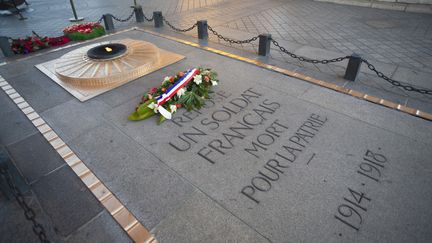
[307,153,316,165]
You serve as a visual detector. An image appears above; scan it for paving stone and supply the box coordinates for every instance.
[0,89,18,114]
[31,166,103,237]
[0,190,62,243]
[68,122,195,229]
[0,90,37,145]
[391,66,432,90]
[0,109,37,146]
[344,79,409,106]
[7,133,65,184]
[299,86,432,145]
[405,97,432,114]
[5,69,73,113]
[41,98,110,142]
[153,190,269,243]
[66,211,132,243]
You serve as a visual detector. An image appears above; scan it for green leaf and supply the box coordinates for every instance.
[157,115,167,125]
[128,110,156,121]
[137,99,154,115]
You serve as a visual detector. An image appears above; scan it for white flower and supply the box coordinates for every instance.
[177,87,186,97]
[211,80,218,86]
[193,74,202,85]
[147,102,158,113]
[163,76,170,83]
[170,105,177,113]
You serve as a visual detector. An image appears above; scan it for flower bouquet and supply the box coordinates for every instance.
[63,22,105,41]
[129,67,219,124]
[11,34,71,55]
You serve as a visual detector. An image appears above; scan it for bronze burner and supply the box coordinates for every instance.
[87,43,127,60]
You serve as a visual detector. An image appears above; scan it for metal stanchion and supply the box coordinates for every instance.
[103,14,115,31]
[153,11,163,28]
[0,37,14,57]
[197,20,208,40]
[344,54,362,81]
[258,34,271,56]
[134,5,145,23]
[69,0,84,22]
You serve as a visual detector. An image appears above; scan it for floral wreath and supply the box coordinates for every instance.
[129,67,218,124]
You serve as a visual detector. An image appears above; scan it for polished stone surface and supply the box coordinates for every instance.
[7,133,65,184]
[66,211,132,243]
[31,166,103,237]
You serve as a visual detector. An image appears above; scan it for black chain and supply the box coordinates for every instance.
[96,15,103,24]
[272,39,432,95]
[110,10,135,23]
[143,12,154,22]
[361,59,432,95]
[272,39,350,64]
[163,17,197,32]
[0,166,49,243]
[207,25,259,44]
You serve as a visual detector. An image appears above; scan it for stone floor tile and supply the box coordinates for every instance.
[68,122,195,229]
[7,133,65,184]
[5,70,73,113]
[66,211,132,243]
[41,99,110,143]
[31,166,103,237]
[153,190,270,243]
[0,190,62,243]
[299,86,432,145]
[0,109,37,146]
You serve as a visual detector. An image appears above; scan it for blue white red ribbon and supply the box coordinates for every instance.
[156,68,199,106]
[154,68,199,119]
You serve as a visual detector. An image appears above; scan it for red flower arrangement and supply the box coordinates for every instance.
[63,22,105,41]
[11,34,71,55]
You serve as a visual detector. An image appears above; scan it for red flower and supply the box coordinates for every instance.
[203,75,210,82]
[169,76,174,83]
[149,87,158,94]
[177,72,185,77]
[176,104,182,108]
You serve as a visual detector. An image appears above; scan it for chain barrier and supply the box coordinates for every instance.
[361,59,432,95]
[271,39,432,95]
[207,25,259,44]
[109,10,135,23]
[0,166,49,243]
[143,12,154,22]
[163,17,197,32]
[96,15,103,24]
[272,39,350,64]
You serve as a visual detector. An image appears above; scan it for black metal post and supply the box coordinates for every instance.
[134,5,144,23]
[69,0,84,22]
[197,20,208,40]
[344,54,362,81]
[103,14,115,31]
[258,34,271,56]
[0,37,14,57]
[153,11,163,28]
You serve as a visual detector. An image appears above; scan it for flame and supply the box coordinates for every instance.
[105,47,113,52]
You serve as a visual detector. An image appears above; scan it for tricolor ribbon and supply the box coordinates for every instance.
[154,68,199,119]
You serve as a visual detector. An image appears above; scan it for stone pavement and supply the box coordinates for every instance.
[1,0,431,113]
[1,0,432,242]
[1,28,431,242]
[2,0,432,69]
